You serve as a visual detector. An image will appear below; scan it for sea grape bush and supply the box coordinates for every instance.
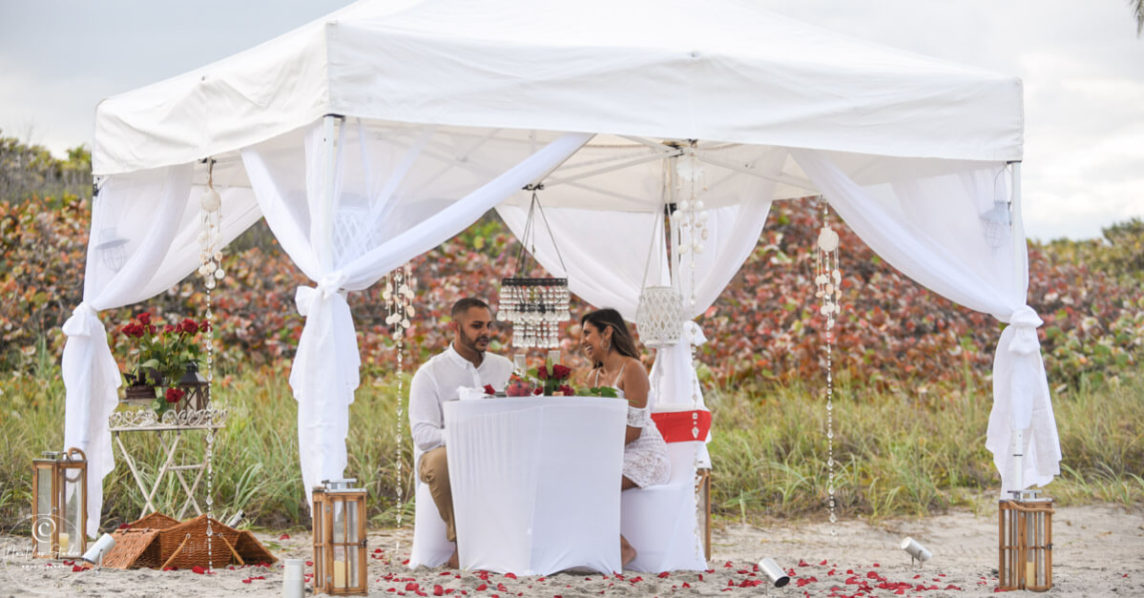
[3,195,1142,396]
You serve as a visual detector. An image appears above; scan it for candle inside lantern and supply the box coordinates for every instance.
[59,532,70,554]
[333,560,346,588]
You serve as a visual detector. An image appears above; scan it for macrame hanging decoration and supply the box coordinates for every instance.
[197,161,225,570]
[497,188,570,350]
[814,200,842,533]
[383,263,415,544]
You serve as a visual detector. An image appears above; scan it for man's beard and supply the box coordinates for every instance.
[459,329,490,353]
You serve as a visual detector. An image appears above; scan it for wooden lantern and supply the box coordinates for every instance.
[31,448,87,559]
[312,479,368,595]
[999,489,1053,592]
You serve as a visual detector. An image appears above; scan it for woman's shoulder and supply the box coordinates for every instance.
[621,356,648,377]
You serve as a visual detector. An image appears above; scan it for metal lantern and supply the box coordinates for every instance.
[635,286,683,348]
[31,448,87,559]
[497,189,570,350]
[176,362,209,411]
[497,277,570,349]
[312,479,368,595]
[999,489,1053,592]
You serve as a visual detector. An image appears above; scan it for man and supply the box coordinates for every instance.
[409,297,513,568]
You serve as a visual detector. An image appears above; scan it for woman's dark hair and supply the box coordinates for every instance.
[581,308,640,365]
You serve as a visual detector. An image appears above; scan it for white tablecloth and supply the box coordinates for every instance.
[443,396,626,575]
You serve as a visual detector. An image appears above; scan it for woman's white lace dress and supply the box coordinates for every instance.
[595,367,670,488]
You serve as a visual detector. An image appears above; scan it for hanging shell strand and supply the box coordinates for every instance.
[384,263,416,551]
[675,147,709,308]
[815,199,841,534]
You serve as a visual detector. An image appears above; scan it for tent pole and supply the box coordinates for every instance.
[318,115,342,270]
[1009,161,1024,289]
[1008,160,1026,493]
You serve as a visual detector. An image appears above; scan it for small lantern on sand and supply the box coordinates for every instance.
[31,448,87,558]
[999,489,1053,592]
[312,479,368,595]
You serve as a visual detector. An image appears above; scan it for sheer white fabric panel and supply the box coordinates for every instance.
[241,119,591,502]
[791,149,1059,495]
[62,165,191,537]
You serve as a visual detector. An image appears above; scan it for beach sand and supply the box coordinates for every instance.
[2,504,1140,597]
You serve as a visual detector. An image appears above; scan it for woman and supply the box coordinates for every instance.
[579,308,670,567]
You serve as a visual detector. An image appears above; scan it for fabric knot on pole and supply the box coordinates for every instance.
[294,273,348,317]
[1006,305,1043,356]
[682,320,707,348]
[62,303,101,337]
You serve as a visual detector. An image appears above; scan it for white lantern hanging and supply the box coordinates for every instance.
[635,206,683,348]
[636,286,683,348]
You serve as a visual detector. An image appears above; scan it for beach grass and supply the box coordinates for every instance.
[2,359,1141,533]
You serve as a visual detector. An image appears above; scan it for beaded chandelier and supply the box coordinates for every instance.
[497,189,570,350]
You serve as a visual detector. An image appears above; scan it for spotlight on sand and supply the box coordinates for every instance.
[81,533,116,566]
[757,557,791,587]
[900,537,933,566]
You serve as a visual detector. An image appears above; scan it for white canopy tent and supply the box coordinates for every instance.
[65,0,1059,539]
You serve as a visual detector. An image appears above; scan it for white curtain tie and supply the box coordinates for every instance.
[683,320,707,347]
[62,302,100,337]
[1007,305,1043,356]
[294,274,348,317]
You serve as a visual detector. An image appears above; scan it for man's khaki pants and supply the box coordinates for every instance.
[419,446,455,542]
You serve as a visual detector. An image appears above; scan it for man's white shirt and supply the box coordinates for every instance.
[409,343,514,468]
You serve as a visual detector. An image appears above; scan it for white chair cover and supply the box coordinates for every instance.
[409,480,454,569]
[621,440,707,572]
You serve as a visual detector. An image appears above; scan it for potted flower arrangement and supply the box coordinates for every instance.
[114,312,209,416]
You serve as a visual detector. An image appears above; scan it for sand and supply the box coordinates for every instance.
[2,503,1140,597]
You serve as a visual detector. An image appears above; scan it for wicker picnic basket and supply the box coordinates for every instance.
[101,513,276,569]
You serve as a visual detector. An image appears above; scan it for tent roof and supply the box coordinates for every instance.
[93,0,1023,175]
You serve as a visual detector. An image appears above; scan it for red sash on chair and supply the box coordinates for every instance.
[650,410,711,443]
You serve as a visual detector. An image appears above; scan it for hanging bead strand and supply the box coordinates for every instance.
[814,199,842,535]
[198,160,225,570]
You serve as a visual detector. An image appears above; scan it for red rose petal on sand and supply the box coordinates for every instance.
[72,565,85,572]
[657,572,670,578]
[192,565,206,575]
[279,533,290,540]
[682,582,691,588]
[504,572,517,579]
[819,559,828,565]
[476,584,488,591]
[433,585,444,596]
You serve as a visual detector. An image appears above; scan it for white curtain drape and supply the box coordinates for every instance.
[241,119,591,502]
[62,166,261,536]
[791,149,1060,495]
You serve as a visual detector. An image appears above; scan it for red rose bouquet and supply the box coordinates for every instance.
[535,363,574,396]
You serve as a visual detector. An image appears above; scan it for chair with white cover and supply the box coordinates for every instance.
[620,407,711,572]
[408,479,455,568]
